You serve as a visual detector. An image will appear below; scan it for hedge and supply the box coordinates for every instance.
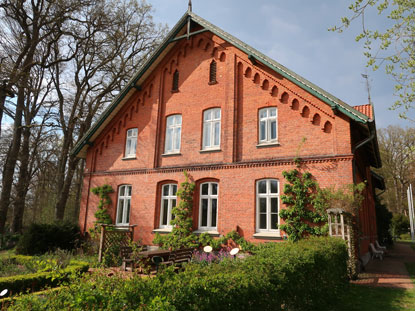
[0,256,89,295]
[7,237,348,311]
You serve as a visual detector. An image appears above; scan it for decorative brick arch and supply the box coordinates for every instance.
[312,113,321,126]
[280,92,289,104]
[301,106,310,118]
[291,98,299,110]
[271,85,278,97]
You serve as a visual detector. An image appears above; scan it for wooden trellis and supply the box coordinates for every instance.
[327,208,352,256]
[98,224,137,263]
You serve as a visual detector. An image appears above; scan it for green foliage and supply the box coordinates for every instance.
[279,169,328,241]
[331,0,415,118]
[321,182,366,214]
[16,222,81,255]
[0,255,89,295]
[153,171,198,250]
[90,184,113,237]
[391,214,410,237]
[197,230,257,253]
[7,237,348,311]
[375,197,393,244]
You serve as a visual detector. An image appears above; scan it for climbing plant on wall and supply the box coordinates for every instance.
[153,171,198,250]
[279,169,328,241]
[89,184,113,237]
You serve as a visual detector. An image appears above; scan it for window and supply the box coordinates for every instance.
[199,182,218,231]
[209,60,217,83]
[172,70,179,91]
[125,128,138,157]
[116,185,132,225]
[258,107,277,144]
[256,179,279,232]
[202,108,221,149]
[165,115,182,153]
[160,184,177,228]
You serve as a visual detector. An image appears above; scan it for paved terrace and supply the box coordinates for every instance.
[352,242,415,289]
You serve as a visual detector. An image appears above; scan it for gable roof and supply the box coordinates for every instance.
[72,11,376,159]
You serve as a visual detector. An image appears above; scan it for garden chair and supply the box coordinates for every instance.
[375,240,387,252]
[120,246,134,271]
[369,243,383,260]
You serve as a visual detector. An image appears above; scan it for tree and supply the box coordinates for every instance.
[332,0,415,119]
[375,126,415,214]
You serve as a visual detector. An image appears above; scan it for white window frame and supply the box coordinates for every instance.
[258,107,277,144]
[256,179,279,233]
[198,182,219,231]
[116,185,132,225]
[164,115,182,154]
[202,108,221,150]
[159,183,177,229]
[125,128,138,157]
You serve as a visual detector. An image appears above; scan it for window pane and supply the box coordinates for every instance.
[269,108,276,117]
[214,122,220,146]
[258,181,266,193]
[260,121,266,141]
[120,186,125,196]
[204,110,212,121]
[211,199,217,227]
[117,199,124,223]
[203,123,211,147]
[201,199,208,226]
[132,128,138,136]
[167,116,174,126]
[202,183,209,195]
[211,183,218,195]
[172,185,177,196]
[174,127,181,150]
[162,199,168,225]
[271,213,278,229]
[126,139,131,155]
[176,115,182,124]
[259,198,266,213]
[127,186,132,196]
[271,198,278,213]
[172,199,176,207]
[214,109,221,119]
[259,214,267,229]
[127,129,133,137]
[270,120,277,140]
[166,128,173,151]
[259,109,267,119]
[270,180,278,194]
[125,199,130,223]
[163,185,169,196]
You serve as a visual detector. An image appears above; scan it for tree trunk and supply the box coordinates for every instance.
[0,85,25,233]
[55,154,79,220]
[11,125,31,233]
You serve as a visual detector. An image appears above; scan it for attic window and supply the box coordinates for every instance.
[209,60,217,84]
[172,70,179,91]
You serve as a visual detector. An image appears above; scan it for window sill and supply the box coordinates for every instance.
[171,89,179,93]
[122,156,137,161]
[193,230,220,237]
[161,152,181,157]
[208,81,218,85]
[253,232,282,240]
[199,148,221,154]
[256,142,280,148]
[152,228,172,234]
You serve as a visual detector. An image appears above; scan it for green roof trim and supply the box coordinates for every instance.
[72,11,372,158]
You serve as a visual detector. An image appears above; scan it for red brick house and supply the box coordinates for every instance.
[72,10,384,258]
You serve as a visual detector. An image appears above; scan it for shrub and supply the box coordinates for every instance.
[8,237,348,311]
[16,222,81,255]
[391,214,410,237]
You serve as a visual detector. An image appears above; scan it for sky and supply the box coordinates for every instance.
[149,0,413,129]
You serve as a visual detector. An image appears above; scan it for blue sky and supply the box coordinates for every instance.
[149,0,412,129]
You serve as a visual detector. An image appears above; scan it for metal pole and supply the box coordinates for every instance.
[408,185,415,242]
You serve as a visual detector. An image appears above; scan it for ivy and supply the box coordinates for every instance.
[153,171,198,250]
[89,184,113,237]
[279,169,328,241]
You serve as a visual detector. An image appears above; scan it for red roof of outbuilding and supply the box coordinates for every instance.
[353,104,373,119]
